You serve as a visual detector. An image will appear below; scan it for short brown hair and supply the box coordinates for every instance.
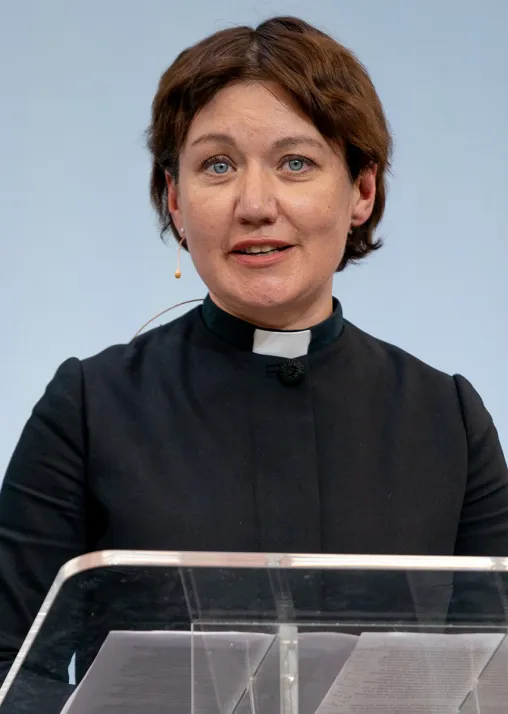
[147,16,392,270]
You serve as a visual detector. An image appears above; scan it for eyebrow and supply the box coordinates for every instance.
[189,133,326,152]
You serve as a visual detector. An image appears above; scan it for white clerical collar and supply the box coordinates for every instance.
[201,295,343,357]
[252,329,311,358]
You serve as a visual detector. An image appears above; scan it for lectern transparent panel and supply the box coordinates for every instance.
[1,552,508,713]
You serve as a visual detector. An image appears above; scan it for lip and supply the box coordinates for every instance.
[230,244,296,268]
[230,238,293,253]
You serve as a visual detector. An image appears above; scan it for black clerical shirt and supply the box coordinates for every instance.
[1,296,507,687]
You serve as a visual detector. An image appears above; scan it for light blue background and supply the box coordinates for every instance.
[1,0,507,482]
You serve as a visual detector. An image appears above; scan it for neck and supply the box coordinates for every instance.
[208,289,334,331]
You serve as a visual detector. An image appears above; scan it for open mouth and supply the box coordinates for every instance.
[233,246,292,256]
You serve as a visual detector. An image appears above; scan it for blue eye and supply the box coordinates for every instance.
[287,158,305,171]
[202,157,231,175]
[283,156,315,174]
[210,161,229,174]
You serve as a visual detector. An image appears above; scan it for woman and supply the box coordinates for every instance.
[1,14,507,686]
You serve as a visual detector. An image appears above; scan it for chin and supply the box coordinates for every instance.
[232,287,303,314]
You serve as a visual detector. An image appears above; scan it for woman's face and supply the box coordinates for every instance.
[167,80,376,328]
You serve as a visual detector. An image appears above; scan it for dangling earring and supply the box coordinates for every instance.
[175,228,185,279]
[348,224,354,236]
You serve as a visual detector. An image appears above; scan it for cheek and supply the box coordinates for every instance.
[286,182,351,232]
[297,187,350,266]
[182,192,226,255]
[182,201,233,289]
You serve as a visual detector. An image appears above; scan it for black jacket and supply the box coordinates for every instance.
[1,297,507,689]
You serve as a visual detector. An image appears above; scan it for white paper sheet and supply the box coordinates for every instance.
[460,634,508,713]
[316,631,504,714]
[60,629,358,714]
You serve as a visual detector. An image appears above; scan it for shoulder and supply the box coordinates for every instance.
[38,308,201,417]
[341,320,500,442]
[79,306,200,380]
[343,319,457,394]
[343,319,504,456]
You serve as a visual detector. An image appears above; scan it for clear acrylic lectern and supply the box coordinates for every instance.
[1,551,508,713]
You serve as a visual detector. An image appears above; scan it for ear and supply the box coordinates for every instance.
[351,164,377,228]
[165,171,183,233]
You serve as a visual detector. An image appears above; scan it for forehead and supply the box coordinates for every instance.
[184,80,322,146]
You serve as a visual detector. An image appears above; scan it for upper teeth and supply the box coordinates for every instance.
[243,245,280,254]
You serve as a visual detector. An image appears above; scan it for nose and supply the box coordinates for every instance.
[233,164,278,227]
